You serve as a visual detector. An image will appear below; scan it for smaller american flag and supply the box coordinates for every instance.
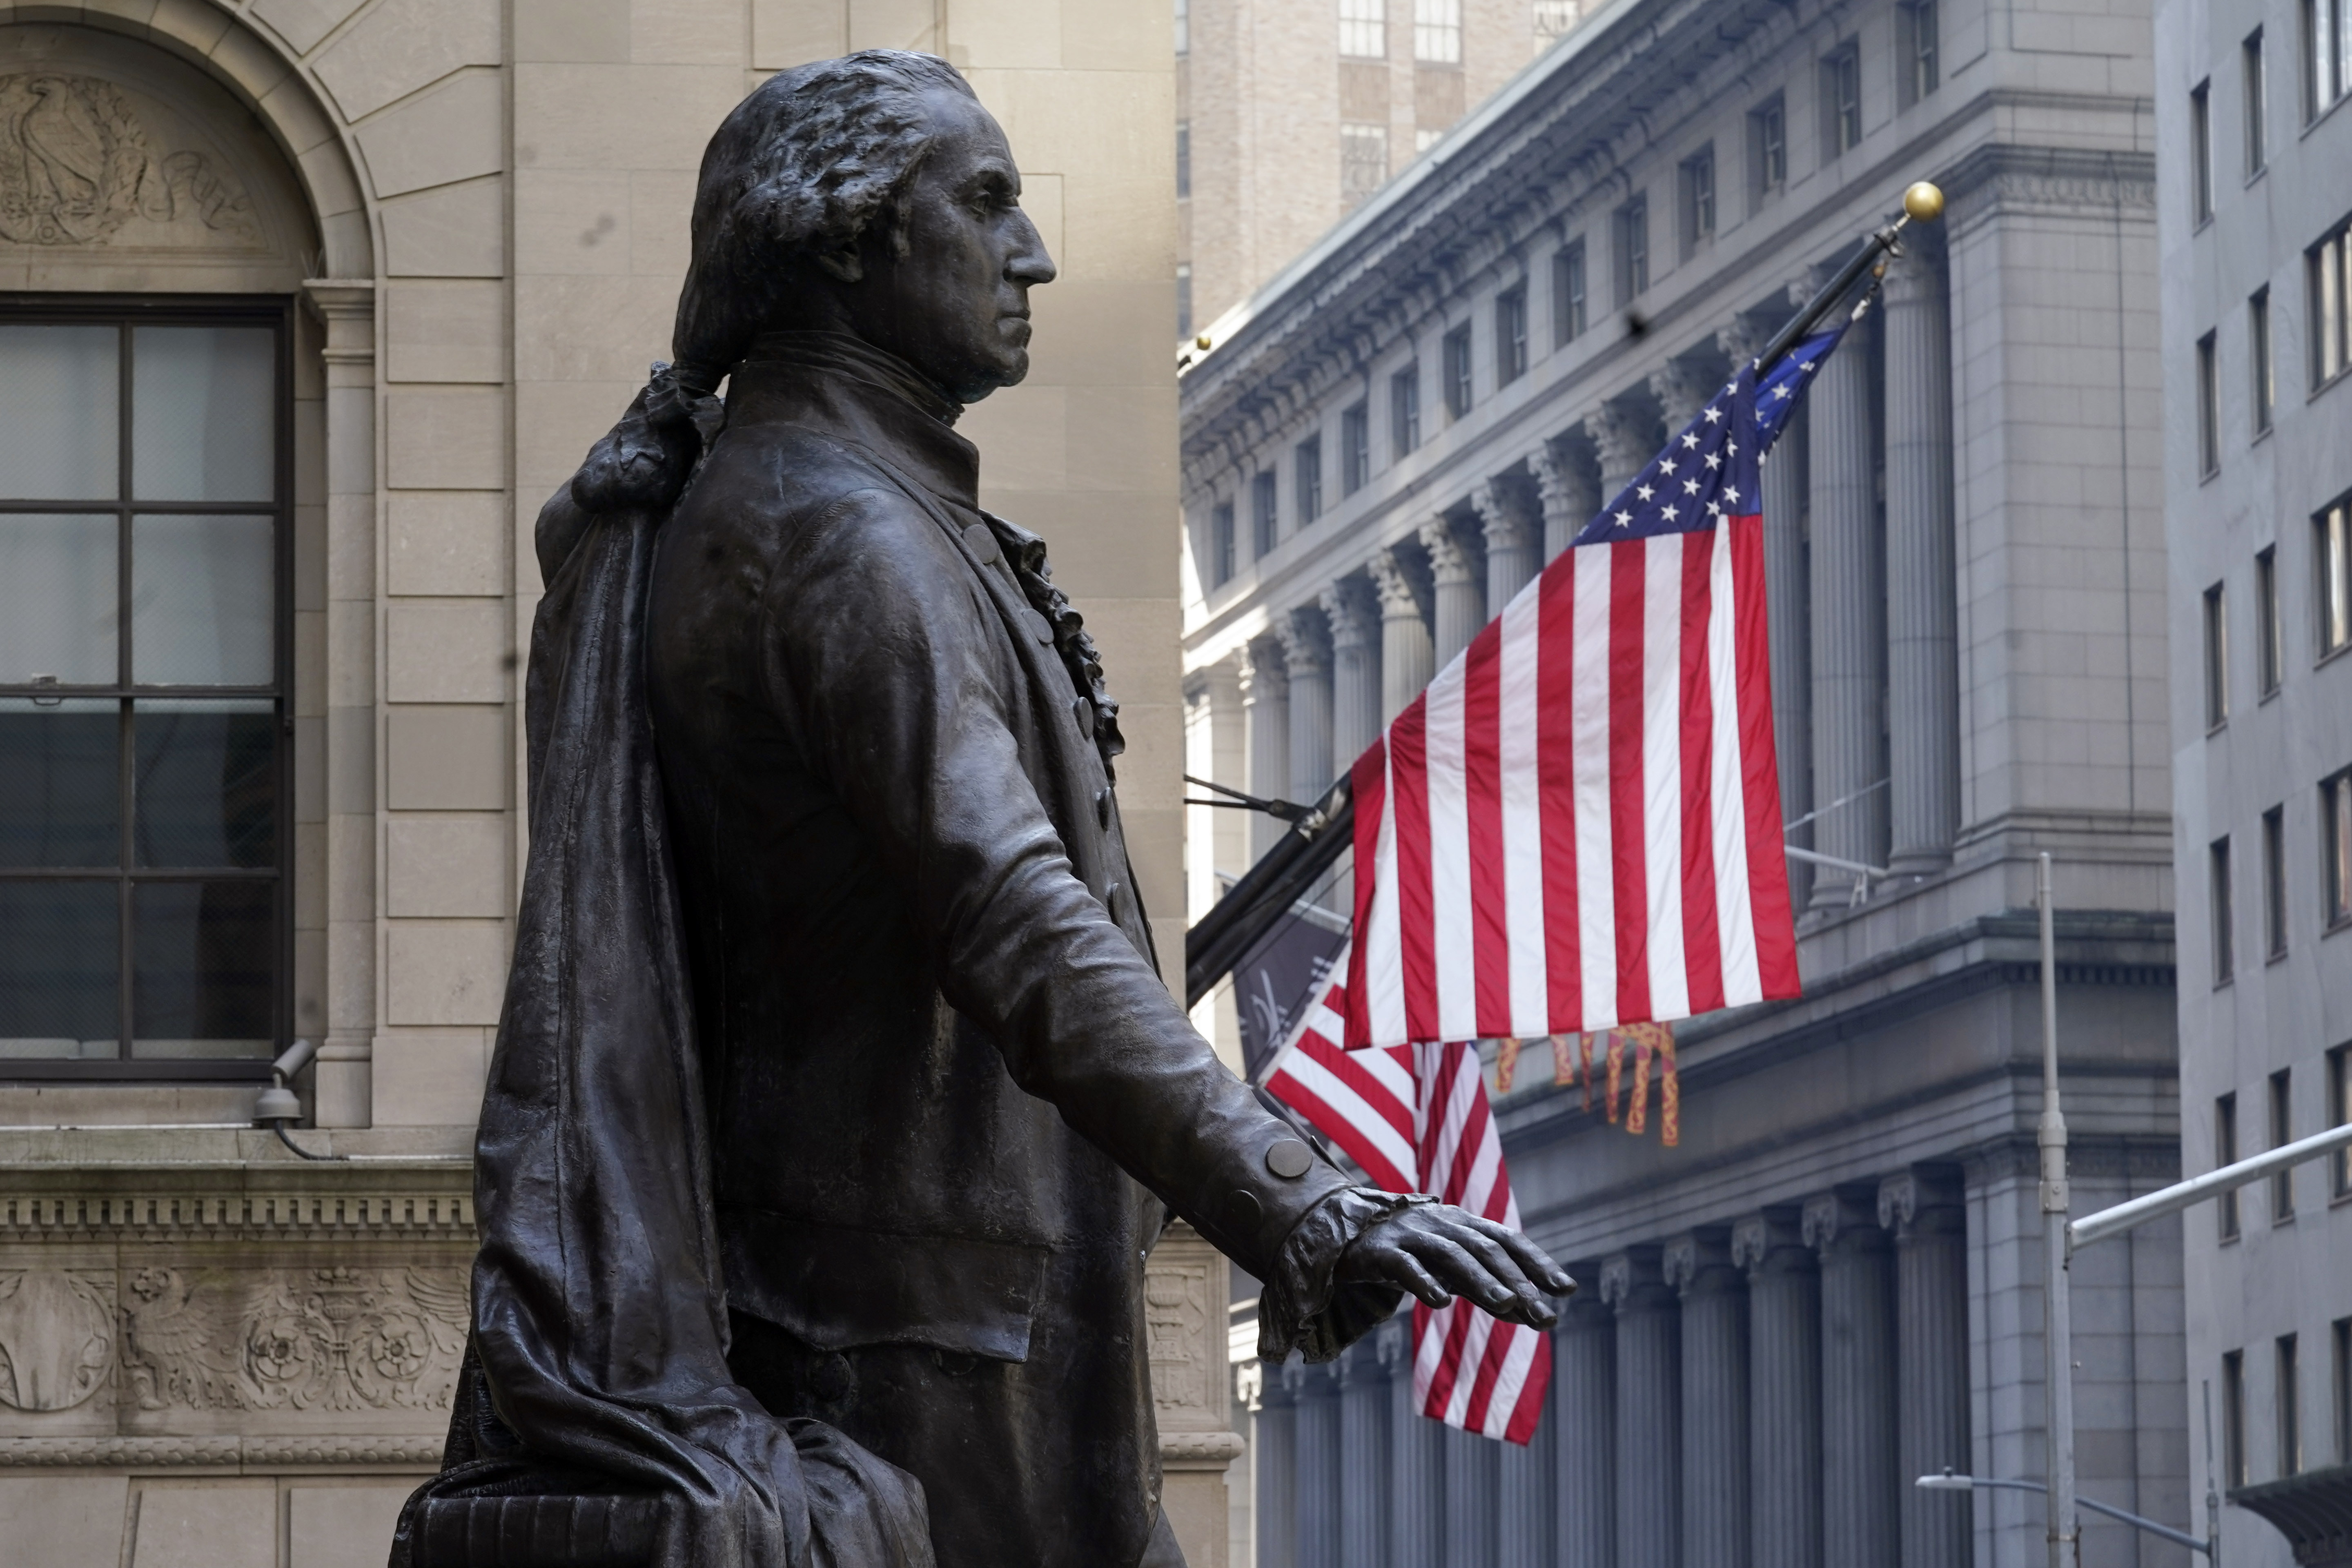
[1265,945,1553,1444]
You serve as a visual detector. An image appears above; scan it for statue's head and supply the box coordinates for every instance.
[673,51,1057,404]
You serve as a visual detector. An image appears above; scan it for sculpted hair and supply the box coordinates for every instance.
[568,50,975,515]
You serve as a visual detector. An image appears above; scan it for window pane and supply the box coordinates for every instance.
[0,513,118,684]
[0,880,118,1057]
[134,699,275,869]
[131,326,274,502]
[131,514,274,685]
[0,698,118,868]
[0,324,118,501]
[131,880,273,1058]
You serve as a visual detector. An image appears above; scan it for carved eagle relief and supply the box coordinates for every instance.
[0,73,258,246]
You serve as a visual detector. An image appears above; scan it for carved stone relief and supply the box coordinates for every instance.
[0,1270,115,1412]
[0,74,257,245]
[1145,1261,1211,1416]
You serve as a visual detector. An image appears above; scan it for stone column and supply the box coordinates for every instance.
[1371,547,1435,723]
[1591,396,1656,501]
[1499,1369,1556,1566]
[1733,1209,1820,1568]
[1383,1317,1446,1568]
[1555,1285,1618,1568]
[1652,356,1720,432]
[1295,1361,1342,1568]
[1279,607,1336,801]
[1603,1249,1681,1568]
[1257,1363,1300,1568]
[1531,437,1601,561]
[1322,579,1383,773]
[1804,306,1886,905]
[1804,1191,1899,1568]
[1474,479,1539,612]
[304,278,377,1128]
[1421,519,1484,669]
[1881,1169,1971,1568]
[1149,1224,1248,1563]
[1338,1338,1392,1568]
[1668,1230,1749,1568]
[1445,1426,1500,1568]
[1882,245,1960,871]
[1239,637,1290,860]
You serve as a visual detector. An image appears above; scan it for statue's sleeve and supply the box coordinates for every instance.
[762,486,1399,1350]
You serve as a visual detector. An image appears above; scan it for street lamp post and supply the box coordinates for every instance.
[2036,853,2078,1568]
[1915,1470,2212,1557]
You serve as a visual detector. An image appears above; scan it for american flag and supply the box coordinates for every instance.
[1341,328,1848,1050]
[1265,947,1552,1443]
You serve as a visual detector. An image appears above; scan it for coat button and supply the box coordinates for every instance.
[1072,697,1094,736]
[961,523,1000,564]
[1265,1139,1313,1178]
[1020,607,1055,644]
[1224,1190,1262,1232]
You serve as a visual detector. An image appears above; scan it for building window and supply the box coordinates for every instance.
[2257,546,2283,695]
[1751,95,1788,198]
[1295,435,1323,524]
[1496,287,1528,385]
[1415,0,1463,64]
[2223,1350,2249,1485]
[1176,264,1193,340]
[2333,1317,2352,1459]
[1679,144,1716,258]
[1340,0,1385,58]
[2192,80,2214,225]
[1211,501,1235,586]
[2196,330,2221,477]
[2314,219,2352,388]
[2252,288,2275,434]
[1822,45,1862,157]
[2319,497,2352,656]
[1443,325,1473,419]
[2212,837,2236,985]
[1614,193,1650,303]
[0,307,289,1075]
[1341,122,1389,210]
[1251,470,1278,558]
[2324,767,2352,927]
[2308,0,2350,118]
[1534,0,1579,42]
[2272,1067,2297,1220]
[2264,805,2289,959]
[2281,1334,2305,1475]
[1176,122,1191,200]
[2247,31,2270,174]
[2218,1093,2242,1237]
[1175,0,1189,54]
[1900,0,1940,106]
[1342,402,1371,494]
[1555,240,1589,344]
[1391,365,1421,457]
[2328,1045,2351,1199]
[2205,581,2229,728]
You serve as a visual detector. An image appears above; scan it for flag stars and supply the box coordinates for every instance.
[1682,478,1700,495]
[1661,504,1679,521]
[1635,483,1655,501]
[1702,406,1724,424]
[1614,509,1633,527]
[1681,432,1700,449]
[1704,452,1722,471]
[1659,458,1678,475]
[1723,484,1741,503]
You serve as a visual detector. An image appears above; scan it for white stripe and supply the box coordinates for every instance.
[1363,749,1408,1044]
[1422,663,1477,1040]
[1641,533,1690,1020]
[1479,1324,1542,1438]
[1254,945,1350,1087]
[1443,1305,1499,1426]
[1497,591,1549,1034]
[1707,524,1762,1003]
[1568,545,1619,1029]
[1267,1050,1417,1187]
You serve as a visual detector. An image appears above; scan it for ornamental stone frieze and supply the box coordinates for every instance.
[0,1156,474,1468]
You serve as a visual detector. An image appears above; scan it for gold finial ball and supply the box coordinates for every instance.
[1195,333,1213,350]
[1902,180,1945,222]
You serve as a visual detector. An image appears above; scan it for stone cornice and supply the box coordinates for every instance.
[0,1433,443,1468]
[1,1159,475,1241]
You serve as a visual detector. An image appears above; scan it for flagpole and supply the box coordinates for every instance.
[1755,181,1944,372]
[2038,852,2080,1568]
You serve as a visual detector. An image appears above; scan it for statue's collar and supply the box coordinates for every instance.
[727,332,980,506]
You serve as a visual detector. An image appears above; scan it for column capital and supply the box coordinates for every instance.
[1277,604,1332,676]
[1662,1228,1740,1296]
[1370,546,1428,621]
[1718,314,1771,368]
[1877,1165,1966,1238]
[1731,1207,1809,1274]
[1802,1189,1889,1256]
[1649,357,1720,431]
[1417,518,1475,586]
[1237,635,1287,701]
[1320,578,1377,651]
[1470,479,1535,556]
[1599,1245,1669,1311]
[301,278,376,368]
[1528,439,1581,509]
[1588,398,1655,485]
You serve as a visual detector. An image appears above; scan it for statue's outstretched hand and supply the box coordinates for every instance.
[1334,1203,1577,1330]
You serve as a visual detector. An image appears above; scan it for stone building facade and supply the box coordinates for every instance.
[2155,0,2352,1552]
[1176,0,1580,341]
[1178,0,2188,1561]
[0,2,1220,1565]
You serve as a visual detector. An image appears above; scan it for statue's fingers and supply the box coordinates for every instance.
[1381,1245,1455,1309]
[1400,1233,1521,1316]
[1492,1227,1577,1296]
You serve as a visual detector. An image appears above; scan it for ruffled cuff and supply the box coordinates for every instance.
[1256,1187,1436,1365]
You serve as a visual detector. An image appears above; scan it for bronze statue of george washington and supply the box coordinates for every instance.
[390,50,1573,1568]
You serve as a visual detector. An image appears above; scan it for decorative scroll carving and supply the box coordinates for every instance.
[0,1270,114,1411]
[120,1265,467,1414]
[0,74,258,245]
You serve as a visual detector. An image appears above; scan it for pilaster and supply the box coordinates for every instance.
[1805,1190,1899,1568]
[1881,1168,1971,1568]
[1734,1209,1821,1568]
[1602,1247,1680,1568]
[1668,1228,1750,1568]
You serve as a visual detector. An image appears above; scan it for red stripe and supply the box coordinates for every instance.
[1419,1046,1480,1415]
[1390,697,1439,1043]
[1606,539,1652,1022]
[1345,739,1388,1048]
[1502,1333,1553,1444]
[1301,1036,1415,1145]
[1678,532,1726,1013]
[1461,628,1511,1035]
[1729,516,1799,996]
[1265,1068,1414,1192]
[1536,551,1583,1029]
[1458,1312,1515,1434]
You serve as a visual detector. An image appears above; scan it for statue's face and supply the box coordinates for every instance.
[841,88,1056,403]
